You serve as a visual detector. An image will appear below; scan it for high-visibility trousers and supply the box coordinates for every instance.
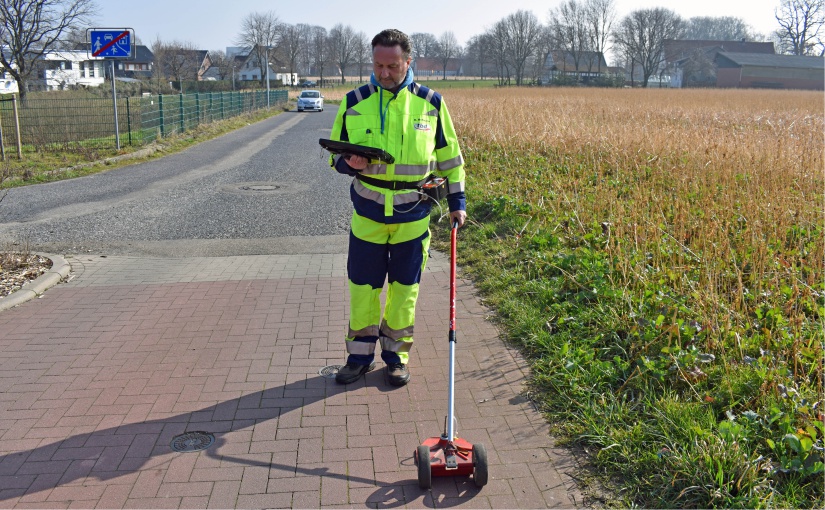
[345,212,430,366]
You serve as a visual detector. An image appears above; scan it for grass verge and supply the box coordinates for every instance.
[0,104,290,189]
[432,87,823,508]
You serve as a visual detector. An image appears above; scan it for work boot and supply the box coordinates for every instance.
[335,362,375,384]
[387,363,410,386]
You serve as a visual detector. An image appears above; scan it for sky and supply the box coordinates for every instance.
[94,0,782,55]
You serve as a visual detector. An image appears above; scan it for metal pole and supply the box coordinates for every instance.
[12,95,22,159]
[266,47,270,108]
[111,60,120,150]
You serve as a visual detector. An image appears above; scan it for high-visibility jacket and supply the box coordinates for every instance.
[330,75,466,224]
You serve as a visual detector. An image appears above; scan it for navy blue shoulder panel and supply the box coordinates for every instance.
[345,84,375,109]
[411,84,442,111]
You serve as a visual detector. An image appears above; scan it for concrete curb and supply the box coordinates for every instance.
[0,254,71,312]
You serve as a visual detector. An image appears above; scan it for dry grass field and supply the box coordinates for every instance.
[437,87,823,507]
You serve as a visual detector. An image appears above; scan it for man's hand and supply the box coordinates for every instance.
[344,154,368,171]
[450,210,467,228]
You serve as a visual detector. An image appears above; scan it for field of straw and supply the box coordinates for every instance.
[438,87,822,507]
[448,87,822,330]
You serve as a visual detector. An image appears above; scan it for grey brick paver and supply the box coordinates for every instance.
[0,251,584,508]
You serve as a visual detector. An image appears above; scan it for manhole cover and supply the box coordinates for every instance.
[239,184,280,191]
[319,365,343,379]
[171,432,215,453]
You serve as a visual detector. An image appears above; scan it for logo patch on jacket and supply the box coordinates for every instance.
[413,121,431,131]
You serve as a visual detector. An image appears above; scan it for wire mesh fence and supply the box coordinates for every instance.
[0,89,289,155]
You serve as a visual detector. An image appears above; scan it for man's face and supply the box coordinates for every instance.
[373,44,411,90]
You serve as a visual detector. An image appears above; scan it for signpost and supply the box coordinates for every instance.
[88,28,134,149]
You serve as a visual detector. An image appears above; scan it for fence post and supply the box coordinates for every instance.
[179,93,184,133]
[195,93,200,128]
[12,95,22,159]
[220,92,224,119]
[209,93,213,122]
[126,96,132,146]
[159,94,165,137]
[0,104,5,161]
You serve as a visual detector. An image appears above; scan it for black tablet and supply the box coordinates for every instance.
[319,138,395,164]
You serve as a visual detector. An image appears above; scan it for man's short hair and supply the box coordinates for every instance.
[372,29,412,59]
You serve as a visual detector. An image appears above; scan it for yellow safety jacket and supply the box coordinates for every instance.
[330,74,465,224]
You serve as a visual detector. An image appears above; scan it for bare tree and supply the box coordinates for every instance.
[310,25,329,85]
[488,21,512,85]
[354,31,369,83]
[585,0,616,74]
[152,38,202,93]
[502,10,543,85]
[410,32,439,59]
[775,0,825,55]
[464,33,495,79]
[0,0,97,100]
[295,23,313,77]
[437,31,460,80]
[208,49,233,80]
[278,23,302,85]
[549,0,590,76]
[328,23,358,83]
[236,10,281,86]
[613,8,684,87]
[684,16,754,41]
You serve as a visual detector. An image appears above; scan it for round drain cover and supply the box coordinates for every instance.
[171,432,215,453]
[319,365,343,379]
[239,184,280,191]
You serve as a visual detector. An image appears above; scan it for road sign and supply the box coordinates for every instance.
[90,29,133,58]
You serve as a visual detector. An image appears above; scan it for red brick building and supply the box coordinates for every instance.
[714,52,824,90]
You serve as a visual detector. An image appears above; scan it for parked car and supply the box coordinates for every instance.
[297,90,323,112]
[300,80,317,88]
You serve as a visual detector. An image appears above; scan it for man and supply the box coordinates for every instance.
[329,28,466,386]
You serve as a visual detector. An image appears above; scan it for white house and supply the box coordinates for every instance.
[236,46,297,86]
[40,50,106,90]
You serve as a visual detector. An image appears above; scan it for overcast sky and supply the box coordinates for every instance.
[94,0,782,55]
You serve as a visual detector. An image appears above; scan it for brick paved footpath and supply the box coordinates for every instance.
[0,247,583,509]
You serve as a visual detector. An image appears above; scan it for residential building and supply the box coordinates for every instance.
[664,39,775,88]
[714,52,824,90]
[412,57,464,78]
[237,46,296,85]
[39,50,106,90]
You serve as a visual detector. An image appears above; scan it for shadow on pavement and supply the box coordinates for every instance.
[0,374,482,507]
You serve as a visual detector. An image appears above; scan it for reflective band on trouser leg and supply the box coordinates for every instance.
[347,217,390,365]
[381,219,430,364]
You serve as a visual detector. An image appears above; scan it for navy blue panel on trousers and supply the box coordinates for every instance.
[348,231,388,289]
[388,230,429,286]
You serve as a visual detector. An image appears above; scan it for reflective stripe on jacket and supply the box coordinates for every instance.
[330,81,466,224]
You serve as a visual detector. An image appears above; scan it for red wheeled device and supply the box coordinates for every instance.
[414,221,488,489]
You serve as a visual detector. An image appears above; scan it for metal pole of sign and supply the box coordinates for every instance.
[111,60,121,149]
[266,47,270,108]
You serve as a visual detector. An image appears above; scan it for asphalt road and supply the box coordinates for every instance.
[0,109,354,257]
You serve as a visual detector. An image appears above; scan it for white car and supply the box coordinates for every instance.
[297,90,324,112]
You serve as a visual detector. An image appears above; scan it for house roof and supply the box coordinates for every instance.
[413,57,462,73]
[715,52,825,70]
[664,39,774,62]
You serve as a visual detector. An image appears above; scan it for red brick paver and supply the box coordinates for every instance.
[0,251,583,508]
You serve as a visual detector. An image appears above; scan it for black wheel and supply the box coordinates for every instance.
[472,443,488,487]
[417,445,432,489]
